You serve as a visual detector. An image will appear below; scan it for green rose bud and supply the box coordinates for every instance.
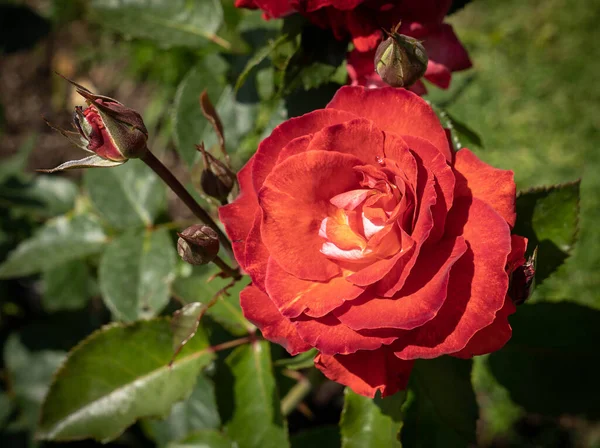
[374,24,428,88]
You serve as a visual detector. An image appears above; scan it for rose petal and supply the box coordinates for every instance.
[266,257,365,318]
[335,236,467,330]
[259,150,363,281]
[305,118,385,166]
[327,86,452,162]
[240,285,311,355]
[393,197,512,359]
[454,148,517,227]
[243,210,270,290]
[292,314,397,355]
[315,350,414,398]
[252,109,358,192]
[219,159,258,269]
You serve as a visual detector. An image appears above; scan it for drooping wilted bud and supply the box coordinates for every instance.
[509,247,537,306]
[177,225,220,265]
[374,24,428,88]
[41,75,148,172]
[196,143,236,204]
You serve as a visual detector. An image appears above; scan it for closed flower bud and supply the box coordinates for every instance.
[197,143,236,204]
[374,24,428,88]
[41,76,148,172]
[177,225,220,265]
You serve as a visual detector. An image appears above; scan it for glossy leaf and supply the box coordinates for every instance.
[99,228,177,322]
[173,264,252,336]
[514,181,580,284]
[42,260,92,311]
[224,340,289,448]
[143,375,220,446]
[340,388,405,448]
[405,357,478,445]
[37,319,215,442]
[0,214,107,279]
[167,429,234,448]
[89,0,225,50]
[85,161,165,229]
[489,302,600,418]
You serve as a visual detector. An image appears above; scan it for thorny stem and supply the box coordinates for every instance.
[140,149,239,278]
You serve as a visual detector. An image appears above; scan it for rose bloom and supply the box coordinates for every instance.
[220,86,526,397]
[235,0,472,93]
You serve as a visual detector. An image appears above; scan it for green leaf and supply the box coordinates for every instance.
[167,429,234,448]
[432,107,483,151]
[173,56,228,167]
[143,375,221,446]
[407,357,478,445]
[29,175,79,216]
[90,0,225,50]
[340,388,405,448]
[274,348,318,370]
[85,161,165,230]
[0,134,36,183]
[99,228,177,322]
[42,260,92,311]
[37,318,215,442]
[4,335,66,431]
[514,181,580,284]
[0,214,107,279]
[291,426,340,448]
[235,34,292,92]
[0,392,13,429]
[173,264,252,336]
[489,302,600,418]
[224,340,289,448]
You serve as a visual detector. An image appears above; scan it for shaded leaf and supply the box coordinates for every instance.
[514,181,580,284]
[404,357,478,445]
[340,388,405,448]
[42,260,92,311]
[274,348,318,370]
[4,335,66,431]
[99,228,177,322]
[236,33,292,92]
[0,214,107,279]
[143,375,221,446]
[489,302,600,418]
[37,319,215,442]
[85,161,165,229]
[291,426,340,448]
[433,107,483,150]
[89,0,225,50]
[224,340,289,448]
[173,265,252,336]
[167,429,234,448]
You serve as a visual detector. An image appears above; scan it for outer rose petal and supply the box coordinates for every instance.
[240,285,311,355]
[327,86,452,162]
[265,257,364,318]
[454,149,517,227]
[252,109,358,192]
[218,159,258,269]
[335,236,467,330]
[315,350,414,398]
[452,235,527,358]
[243,210,270,290]
[236,0,294,18]
[422,24,472,73]
[292,314,397,355]
[393,197,512,359]
[259,151,363,281]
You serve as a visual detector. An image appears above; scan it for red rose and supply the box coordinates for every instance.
[235,0,472,93]
[219,86,526,397]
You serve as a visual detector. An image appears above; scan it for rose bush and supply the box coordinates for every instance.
[235,0,472,93]
[220,86,526,397]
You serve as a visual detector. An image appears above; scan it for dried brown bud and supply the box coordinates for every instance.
[374,24,428,88]
[177,225,220,265]
[196,143,236,204]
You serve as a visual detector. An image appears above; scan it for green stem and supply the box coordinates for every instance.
[281,373,312,416]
